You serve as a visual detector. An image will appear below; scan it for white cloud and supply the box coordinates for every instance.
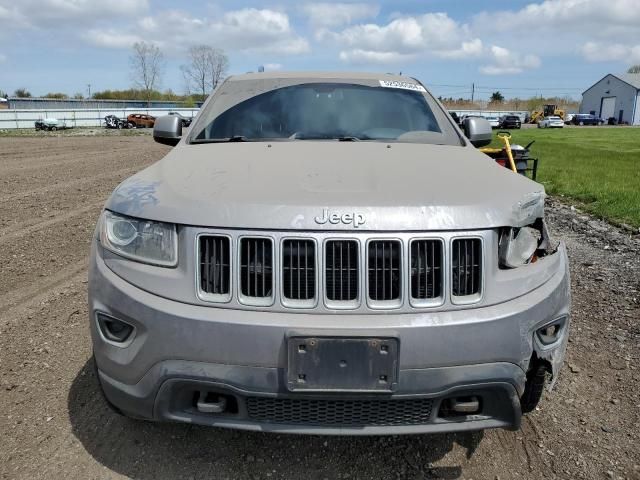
[87,8,309,55]
[301,3,379,28]
[84,29,143,49]
[326,12,483,65]
[479,46,541,75]
[474,0,640,41]
[339,49,416,64]
[0,0,148,27]
[263,63,283,70]
[581,42,640,63]
[438,39,484,60]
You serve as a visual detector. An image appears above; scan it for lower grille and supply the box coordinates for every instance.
[368,240,401,301]
[282,239,315,301]
[246,397,434,426]
[452,238,482,297]
[240,238,273,299]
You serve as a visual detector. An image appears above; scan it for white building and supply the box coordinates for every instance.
[580,73,640,125]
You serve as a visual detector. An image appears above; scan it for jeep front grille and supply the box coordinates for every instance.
[282,239,315,301]
[240,237,273,299]
[197,231,485,310]
[368,240,401,302]
[325,240,358,301]
[451,238,482,297]
[410,239,443,301]
[199,235,231,299]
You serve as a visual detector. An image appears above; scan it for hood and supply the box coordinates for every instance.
[106,142,544,231]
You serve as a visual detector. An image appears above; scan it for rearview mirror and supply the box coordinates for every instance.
[463,117,492,148]
[153,115,182,146]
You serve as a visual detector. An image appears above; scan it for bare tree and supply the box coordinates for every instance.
[181,45,229,100]
[628,64,640,74]
[130,41,164,106]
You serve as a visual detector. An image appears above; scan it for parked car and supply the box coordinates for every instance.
[104,115,135,129]
[564,113,575,124]
[537,116,564,128]
[126,114,156,128]
[498,115,521,129]
[168,112,193,127]
[486,116,500,128]
[90,72,570,435]
[571,114,603,126]
[34,118,68,131]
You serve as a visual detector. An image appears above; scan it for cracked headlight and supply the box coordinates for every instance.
[499,226,542,268]
[100,211,177,267]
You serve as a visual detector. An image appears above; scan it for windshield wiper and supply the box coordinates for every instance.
[191,135,250,144]
[291,132,371,141]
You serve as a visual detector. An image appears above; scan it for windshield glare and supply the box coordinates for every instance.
[191,83,445,143]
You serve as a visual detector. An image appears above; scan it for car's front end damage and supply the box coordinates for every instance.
[88,73,570,435]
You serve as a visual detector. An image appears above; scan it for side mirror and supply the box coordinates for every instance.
[153,115,182,146]
[463,117,492,148]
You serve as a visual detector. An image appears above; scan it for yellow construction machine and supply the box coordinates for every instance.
[529,104,565,124]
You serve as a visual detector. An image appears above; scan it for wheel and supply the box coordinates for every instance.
[50,126,57,131]
[520,363,547,413]
[127,122,134,129]
[117,123,122,129]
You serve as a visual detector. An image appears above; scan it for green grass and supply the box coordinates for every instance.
[489,127,640,228]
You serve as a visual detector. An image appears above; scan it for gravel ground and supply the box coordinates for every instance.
[0,135,638,480]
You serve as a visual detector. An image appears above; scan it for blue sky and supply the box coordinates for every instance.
[1,0,639,100]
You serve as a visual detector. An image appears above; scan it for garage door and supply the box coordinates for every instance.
[601,97,616,120]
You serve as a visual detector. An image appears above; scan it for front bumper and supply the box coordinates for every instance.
[89,243,571,434]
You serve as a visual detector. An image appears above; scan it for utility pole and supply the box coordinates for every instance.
[87,84,91,99]
[471,83,475,104]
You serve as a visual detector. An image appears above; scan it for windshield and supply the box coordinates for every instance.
[190,82,453,144]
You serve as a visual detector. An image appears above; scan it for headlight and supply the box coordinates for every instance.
[100,211,177,267]
[499,226,541,268]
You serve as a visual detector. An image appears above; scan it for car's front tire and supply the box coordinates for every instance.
[520,363,547,413]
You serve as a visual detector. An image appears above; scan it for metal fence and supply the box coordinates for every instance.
[0,108,200,130]
[448,109,530,121]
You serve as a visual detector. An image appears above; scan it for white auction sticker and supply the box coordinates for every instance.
[379,80,426,92]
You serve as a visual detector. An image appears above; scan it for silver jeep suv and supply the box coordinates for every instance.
[89,72,570,435]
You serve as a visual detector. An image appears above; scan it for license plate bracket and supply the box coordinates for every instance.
[286,337,399,392]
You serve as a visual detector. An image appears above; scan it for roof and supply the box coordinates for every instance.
[227,71,413,83]
[617,73,640,89]
[583,73,640,94]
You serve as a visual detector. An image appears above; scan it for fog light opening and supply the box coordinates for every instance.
[536,317,566,345]
[439,395,482,418]
[97,313,135,343]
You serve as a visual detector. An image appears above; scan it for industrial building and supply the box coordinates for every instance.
[580,73,640,125]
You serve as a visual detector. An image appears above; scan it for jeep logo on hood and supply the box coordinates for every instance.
[314,208,366,228]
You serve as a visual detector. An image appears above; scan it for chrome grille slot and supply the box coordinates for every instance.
[282,239,316,301]
[451,238,482,297]
[368,240,401,302]
[240,238,273,299]
[325,240,358,302]
[199,235,231,300]
[410,239,443,301]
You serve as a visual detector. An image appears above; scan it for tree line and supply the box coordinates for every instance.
[4,41,229,105]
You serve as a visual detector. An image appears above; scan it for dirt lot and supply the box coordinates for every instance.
[0,135,639,480]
